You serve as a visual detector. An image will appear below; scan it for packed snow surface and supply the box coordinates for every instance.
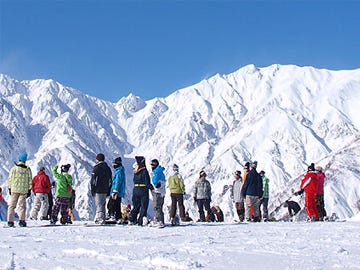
[0,219,359,270]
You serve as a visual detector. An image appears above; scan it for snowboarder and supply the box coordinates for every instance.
[241,161,263,222]
[299,163,319,221]
[193,170,215,222]
[168,164,186,225]
[230,170,244,222]
[30,166,52,220]
[90,153,112,225]
[107,157,126,223]
[259,170,269,221]
[7,153,32,227]
[150,159,166,227]
[128,156,153,226]
[316,166,327,221]
[50,164,73,225]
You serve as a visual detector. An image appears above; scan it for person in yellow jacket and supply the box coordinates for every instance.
[7,153,32,227]
[168,164,186,225]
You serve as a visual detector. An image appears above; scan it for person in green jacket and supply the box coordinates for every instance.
[50,164,73,225]
[259,170,270,221]
[168,164,186,225]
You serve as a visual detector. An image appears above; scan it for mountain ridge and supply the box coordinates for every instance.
[0,64,359,221]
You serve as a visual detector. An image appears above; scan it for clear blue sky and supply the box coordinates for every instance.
[1,1,359,102]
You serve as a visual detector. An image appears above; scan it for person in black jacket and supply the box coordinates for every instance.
[90,153,112,224]
[128,156,154,226]
[283,200,301,219]
[241,161,263,222]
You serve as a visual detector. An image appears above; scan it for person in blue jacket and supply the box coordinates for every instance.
[107,157,126,223]
[150,159,166,227]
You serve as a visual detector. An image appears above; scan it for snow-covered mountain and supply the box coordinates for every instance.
[1,64,359,221]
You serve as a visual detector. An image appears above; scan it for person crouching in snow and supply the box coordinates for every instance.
[150,159,166,227]
[50,164,73,225]
[107,157,126,223]
[193,170,215,222]
[299,163,319,221]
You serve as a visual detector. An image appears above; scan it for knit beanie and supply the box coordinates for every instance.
[96,153,105,162]
[18,153,28,163]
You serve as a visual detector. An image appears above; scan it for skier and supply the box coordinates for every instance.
[230,170,244,222]
[259,170,269,221]
[316,166,327,221]
[107,157,126,223]
[299,163,319,221]
[50,164,73,225]
[7,153,32,227]
[30,166,52,220]
[168,164,186,225]
[193,170,215,222]
[241,161,263,222]
[128,156,154,226]
[90,153,112,225]
[150,159,166,227]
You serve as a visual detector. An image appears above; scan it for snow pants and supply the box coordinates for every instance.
[129,188,149,226]
[94,193,107,222]
[197,199,214,222]
[234,200,245,221]
[245,195,260,221]
[30,193,49,220]
[7,193,27,222]
[153,192,165,224]
[107,196,122,220]
[169,193,185,220]
[316,194,327,220]
[51,197,71,224]
[305,191,318,220]
[259,197,269,221]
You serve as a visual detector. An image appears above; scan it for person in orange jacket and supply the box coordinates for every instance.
[299,163,319,221]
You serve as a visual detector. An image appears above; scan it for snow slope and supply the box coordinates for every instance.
[0,64,360,222]
[0,220,359,270]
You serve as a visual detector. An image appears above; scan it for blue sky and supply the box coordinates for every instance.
[1,1,359,102]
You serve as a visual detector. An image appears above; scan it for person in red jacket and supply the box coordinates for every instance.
[30,167,52,220]
[299,163,319,221]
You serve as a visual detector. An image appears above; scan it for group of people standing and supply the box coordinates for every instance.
[4,151,327,227]
[6,153,76,227]
[230,161,270,222]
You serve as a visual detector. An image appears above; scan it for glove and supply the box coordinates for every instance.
[111,192,118,200]
[259,197,264,203]
[27,190,31,198]
[193,197,197,202]
[294,189,304,196]
[8,188,11,195]
[155,182,161,188]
